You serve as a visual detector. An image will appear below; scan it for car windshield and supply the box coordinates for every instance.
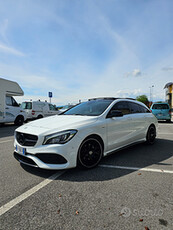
[152,104,169,110]
[21,102,32,109]
[63,99,114,116]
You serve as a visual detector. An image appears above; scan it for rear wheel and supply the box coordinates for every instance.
[77,138,103,169]
[146,125,156,145]
[37,115,43,119]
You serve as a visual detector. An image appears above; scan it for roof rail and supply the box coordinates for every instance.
[88,97,118,101]
[88,97,136,101]
[125,98,136,100]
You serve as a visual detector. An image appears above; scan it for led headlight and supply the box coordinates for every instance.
[43,130,77,145]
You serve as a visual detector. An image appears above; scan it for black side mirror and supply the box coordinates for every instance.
[107,110,123,118]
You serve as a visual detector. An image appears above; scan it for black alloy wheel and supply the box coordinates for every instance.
[146,125,156,145]
[78,138,103,169]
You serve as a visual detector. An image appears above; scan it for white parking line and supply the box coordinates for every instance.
[99,164,173,174]
[158,133,173,135]
[0,139,13,144]
[0,171,65,216]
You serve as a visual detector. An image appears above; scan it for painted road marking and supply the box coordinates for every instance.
[99,164,173,174]
[0,139,13,144]
[158,133,173,135]
[0,171,65,216]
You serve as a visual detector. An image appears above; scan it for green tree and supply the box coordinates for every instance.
[136,95,149,106]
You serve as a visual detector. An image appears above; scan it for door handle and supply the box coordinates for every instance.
[6,107,9,109]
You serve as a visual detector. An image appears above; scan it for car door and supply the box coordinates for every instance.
[127,102,147,142]
[4,96,18,122]
[106,101,133,151]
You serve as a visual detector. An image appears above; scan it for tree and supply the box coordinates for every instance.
[136,95,149,106]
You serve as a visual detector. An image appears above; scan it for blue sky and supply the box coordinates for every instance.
[0,0,173,105]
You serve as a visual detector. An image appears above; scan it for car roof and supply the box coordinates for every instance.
[88,97,136,101]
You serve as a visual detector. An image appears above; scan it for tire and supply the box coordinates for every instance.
[14,116,24,126]
[146,125,156,145]
[166,119,171,123]
[37,115,43,119]
[77,138,103,169]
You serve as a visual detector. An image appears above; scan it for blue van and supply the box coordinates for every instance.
[150,102,171,122]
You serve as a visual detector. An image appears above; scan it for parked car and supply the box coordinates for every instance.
[21,100,60,120]
[150,102,171,122]
[14,98,158,170]
[58,104,76,113]
[0,78,27,125]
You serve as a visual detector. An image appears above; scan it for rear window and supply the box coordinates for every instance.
[152,104,169,110]
[21,102,32,109]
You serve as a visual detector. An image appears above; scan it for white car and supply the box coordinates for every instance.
[14,98,158,170]
[21,100,60,120]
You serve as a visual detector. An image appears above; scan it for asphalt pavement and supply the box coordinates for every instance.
[0,122,173,230]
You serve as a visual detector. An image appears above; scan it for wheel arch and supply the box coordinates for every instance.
[81,134,105,152]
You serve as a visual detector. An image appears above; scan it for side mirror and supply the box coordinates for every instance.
[107,110,123,118]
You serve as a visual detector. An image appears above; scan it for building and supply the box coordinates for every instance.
[164,82,173,109]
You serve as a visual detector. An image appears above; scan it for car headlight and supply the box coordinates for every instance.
[43,130,77,145]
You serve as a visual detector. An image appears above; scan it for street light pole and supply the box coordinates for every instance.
[149,85,154,102]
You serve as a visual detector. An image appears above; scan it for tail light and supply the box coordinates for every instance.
[169,109,171,115]
[32,110,35,115]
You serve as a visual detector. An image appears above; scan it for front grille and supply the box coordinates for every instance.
[35,153,67,164]
[14,152,37,166]
[16,132,38,146]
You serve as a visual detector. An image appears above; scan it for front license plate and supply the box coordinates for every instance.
[16,145,26,155]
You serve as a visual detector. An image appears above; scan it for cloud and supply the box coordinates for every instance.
[0,19,8,41]
[162,67,173,71]
[132,69,141,77]
[0,43,25,56]
[125,69,142,77]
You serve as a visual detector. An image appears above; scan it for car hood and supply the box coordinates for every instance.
[16,115,98,136]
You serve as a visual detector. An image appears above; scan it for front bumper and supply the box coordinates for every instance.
[14,138,80,170]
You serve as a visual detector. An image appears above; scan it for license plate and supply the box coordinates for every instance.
[158,113,163,116]
[16,145,26,155]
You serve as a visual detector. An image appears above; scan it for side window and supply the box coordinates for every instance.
[139,105,150,113]
[49,104,56,111]
[6,96,12,106]
[110,101,130,115]
[11,97,19,107]
[128,102,140,114]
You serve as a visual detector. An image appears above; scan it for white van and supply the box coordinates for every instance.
[21,100,60,120]
[0,78,27,125]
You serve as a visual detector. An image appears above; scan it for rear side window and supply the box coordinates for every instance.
[128,102,140,113]
[110,101,130,115]
[152,104,169,110]
[128,102,150,114]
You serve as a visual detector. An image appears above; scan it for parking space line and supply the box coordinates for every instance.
[158,133,173,135]
[99,164,173,174]
[0,139,13,144]
[0,171,65,216]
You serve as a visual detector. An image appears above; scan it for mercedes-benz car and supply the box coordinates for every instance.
[14,98,158,170]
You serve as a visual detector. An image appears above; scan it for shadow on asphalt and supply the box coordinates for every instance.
[158,121,173,124]
[20,164,57,178]
[20,138,173,181]
[0,124,19,138]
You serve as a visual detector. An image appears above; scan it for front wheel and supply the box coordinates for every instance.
[146,125,156,145]
[77,138,103,169]
[14,116,24,126]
